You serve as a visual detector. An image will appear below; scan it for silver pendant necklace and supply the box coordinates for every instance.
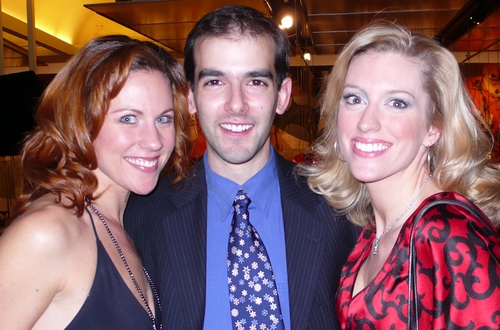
[372,175,432,255]
[88,203,162,330]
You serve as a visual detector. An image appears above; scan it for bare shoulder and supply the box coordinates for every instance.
[3,197,81,255]
[0,196,87,292]
[0,195,95,329]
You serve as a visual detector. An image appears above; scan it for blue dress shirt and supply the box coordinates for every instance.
[203,148,291,329]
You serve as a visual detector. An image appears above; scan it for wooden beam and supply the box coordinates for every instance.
[1,12,76,56]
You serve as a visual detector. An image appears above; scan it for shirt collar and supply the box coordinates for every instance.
[204,147,278,220]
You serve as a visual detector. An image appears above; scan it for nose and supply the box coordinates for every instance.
[357,103,381,132]
[225,85,247,114]
[138,123,163,151]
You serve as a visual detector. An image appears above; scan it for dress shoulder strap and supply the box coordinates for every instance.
[85,207,99,237]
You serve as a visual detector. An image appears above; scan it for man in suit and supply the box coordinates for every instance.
[125,5,359,329]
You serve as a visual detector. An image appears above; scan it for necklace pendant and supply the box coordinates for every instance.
[373,237,380,255]
[371,175,432,257]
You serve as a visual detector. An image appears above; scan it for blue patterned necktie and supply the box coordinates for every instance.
[227,189,284,330]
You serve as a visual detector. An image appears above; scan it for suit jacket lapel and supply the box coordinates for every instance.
[275,153,326,329]
[162,153,327,328]
[163,160,208,325]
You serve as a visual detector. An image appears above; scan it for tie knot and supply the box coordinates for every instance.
[233,189,251,209]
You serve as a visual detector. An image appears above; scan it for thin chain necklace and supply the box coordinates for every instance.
[373,175,432,255]
[88,203,162,330]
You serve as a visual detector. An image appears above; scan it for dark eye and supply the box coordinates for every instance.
[205,80,221,86]
[250,79,267,87]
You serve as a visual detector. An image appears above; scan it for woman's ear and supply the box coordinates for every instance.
[425,124,441,147]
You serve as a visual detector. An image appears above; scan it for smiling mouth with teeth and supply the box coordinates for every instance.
[355,142,389,152]
[126,158,158,167]
[220,124,253,132]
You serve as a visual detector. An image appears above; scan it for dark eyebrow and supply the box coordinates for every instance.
[198,69,224,80]
[246,70,273,80]
[197,69,274,80]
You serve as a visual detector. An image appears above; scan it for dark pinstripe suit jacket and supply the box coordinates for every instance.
[124,151,360,329]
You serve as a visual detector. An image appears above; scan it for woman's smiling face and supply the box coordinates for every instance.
[93,70,176,196]
[338,51,439,184]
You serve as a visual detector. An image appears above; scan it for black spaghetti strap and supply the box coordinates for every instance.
[85,207,98,235]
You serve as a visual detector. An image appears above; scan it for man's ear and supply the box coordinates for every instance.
[188,89,197,115]
[276,77,292,115]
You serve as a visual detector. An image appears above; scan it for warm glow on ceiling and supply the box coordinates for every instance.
[2,0,152,49]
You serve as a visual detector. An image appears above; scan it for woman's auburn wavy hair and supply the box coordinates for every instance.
[298,21,500,228]
[13,35,192,219]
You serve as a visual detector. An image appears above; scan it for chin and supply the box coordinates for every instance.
[132,188,155,196]
[350,172,380,184]
[130,182,158,196]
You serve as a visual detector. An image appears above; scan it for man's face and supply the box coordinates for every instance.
[188,35,291,179]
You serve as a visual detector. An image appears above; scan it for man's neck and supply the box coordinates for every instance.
[205,145,273,185]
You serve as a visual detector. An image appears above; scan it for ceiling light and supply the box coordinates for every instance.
[281,16,293,29]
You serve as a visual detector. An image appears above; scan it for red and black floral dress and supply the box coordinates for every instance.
[336,192,500,329]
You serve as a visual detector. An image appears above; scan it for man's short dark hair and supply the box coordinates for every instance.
[184,5,291,90]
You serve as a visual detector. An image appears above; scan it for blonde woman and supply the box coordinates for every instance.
[300,22,500,328]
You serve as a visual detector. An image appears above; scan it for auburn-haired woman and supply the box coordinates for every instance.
[0,35,191,329]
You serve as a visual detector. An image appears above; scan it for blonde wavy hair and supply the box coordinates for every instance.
[299,21,500,228]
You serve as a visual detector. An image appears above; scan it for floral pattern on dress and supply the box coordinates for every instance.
[336,192,500,329]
